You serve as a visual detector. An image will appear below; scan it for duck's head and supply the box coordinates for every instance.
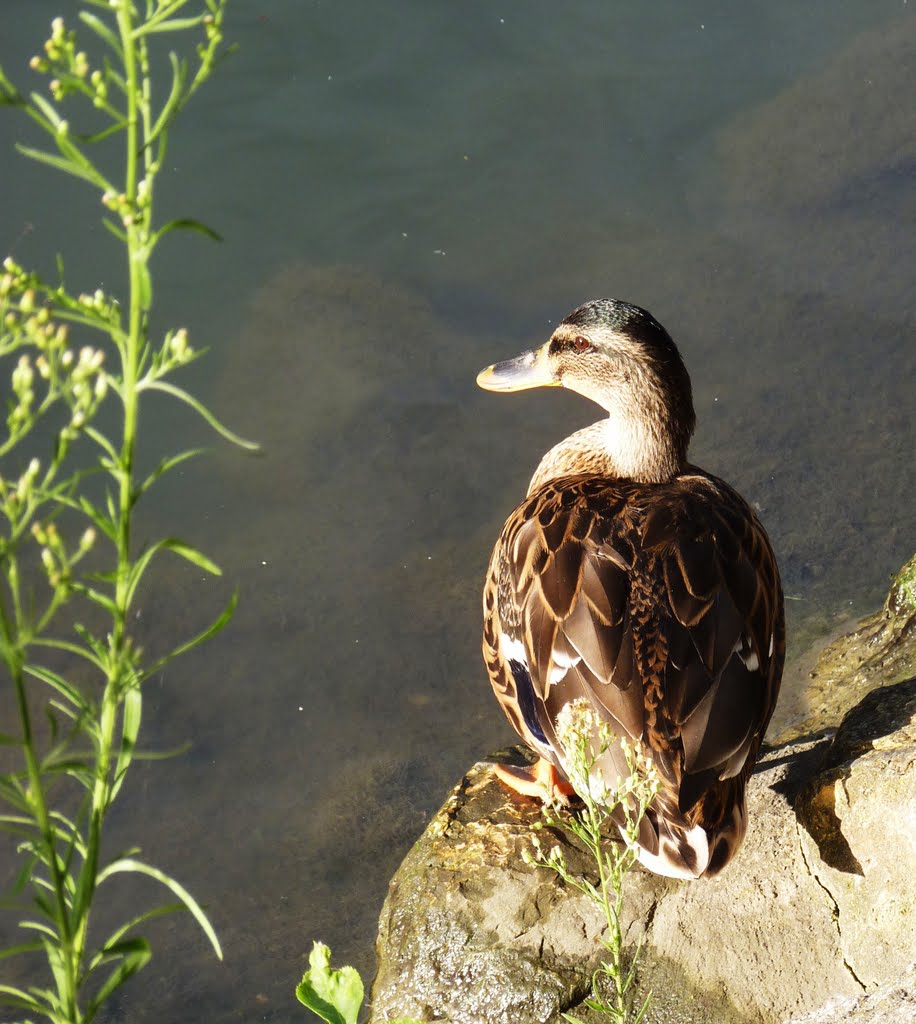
[477,299,697,482]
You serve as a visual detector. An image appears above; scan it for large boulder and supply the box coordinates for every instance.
[370,676,916,1024]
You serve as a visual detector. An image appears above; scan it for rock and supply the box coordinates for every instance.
[795,682,916,990]
[369,751,621,1024]
[370,680,916,1024]
[784,966,916,1024]
[792,552,916,740]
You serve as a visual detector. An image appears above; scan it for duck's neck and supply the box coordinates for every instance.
[527,415,686,494]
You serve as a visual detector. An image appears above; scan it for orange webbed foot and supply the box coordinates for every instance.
[493,757,577,805]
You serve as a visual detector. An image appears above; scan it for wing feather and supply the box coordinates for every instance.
[482,470,784,875]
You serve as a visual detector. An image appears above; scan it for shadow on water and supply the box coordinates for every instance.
[1,3,914,1022]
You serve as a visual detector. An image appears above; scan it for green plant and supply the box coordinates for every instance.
[296,942,421,1024]
[525,700,661,1024]
[0,3,253,1022]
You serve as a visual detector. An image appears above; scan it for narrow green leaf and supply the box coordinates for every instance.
[25,663,89,711]
[142,589,237,680]
[91,902,184,968]
[82,117,130,144]
[138,16,205,34]
[138,259,153,310]
[70,582,119,616]
[84,939,152,1020]
[15,144,107,189]
[0,939,44,959]
[152,218,222,247]
[0,983,46,1014]
[29,636,106,672]
[78,11,125,58]
[28,91,64,130]
[97,858,221,959]
[111,686,141,800]
[0,821,34,843]
[149,52,187,144]
[161,539,222,575]
[102,217,128,244]
[0,777,29,813]
[125,537,221,609]
[16,920,58,940]
[74,625,110,665]
[295,943,364,1024]
[138,448,205,497]
[138,379,259,450]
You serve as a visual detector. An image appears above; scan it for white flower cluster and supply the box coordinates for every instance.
[554,698,660,817]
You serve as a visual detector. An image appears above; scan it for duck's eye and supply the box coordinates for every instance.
[572,336,591,353]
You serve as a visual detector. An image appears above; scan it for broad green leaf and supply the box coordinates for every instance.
[295,942,364,1024]
[97,857,222,960]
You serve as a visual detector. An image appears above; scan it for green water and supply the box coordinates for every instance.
[1,2,914,1021]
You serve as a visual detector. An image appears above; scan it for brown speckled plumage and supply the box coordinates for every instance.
[478,299,784,878]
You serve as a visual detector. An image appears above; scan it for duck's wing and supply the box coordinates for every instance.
[483,473,784,827]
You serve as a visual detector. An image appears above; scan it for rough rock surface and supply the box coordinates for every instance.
[370,679,916,1024]
[794,554,916,739]
[785,966,916,1024]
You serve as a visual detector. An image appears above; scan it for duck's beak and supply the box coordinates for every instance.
[476,341,559,392]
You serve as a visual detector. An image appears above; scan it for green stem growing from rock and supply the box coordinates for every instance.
[524,700,660,1024]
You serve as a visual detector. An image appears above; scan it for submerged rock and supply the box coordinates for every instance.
[799,553,916,737]
[370,589,916,1022]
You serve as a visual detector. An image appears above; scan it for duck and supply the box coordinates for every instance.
[477,298,784,879]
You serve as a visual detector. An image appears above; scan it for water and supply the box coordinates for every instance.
[1,2,914,1021]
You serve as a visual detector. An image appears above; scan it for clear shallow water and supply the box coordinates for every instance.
[1,2,914,1021]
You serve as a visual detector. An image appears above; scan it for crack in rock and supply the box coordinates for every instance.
[796,817,867,992]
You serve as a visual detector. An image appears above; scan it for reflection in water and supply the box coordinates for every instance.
[0,3,914,1022]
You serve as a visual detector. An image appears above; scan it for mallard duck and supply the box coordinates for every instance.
[477,299,784,879]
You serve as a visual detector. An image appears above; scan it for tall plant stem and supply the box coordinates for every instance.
[71,4,146,1004]
[585,807,626,1019]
